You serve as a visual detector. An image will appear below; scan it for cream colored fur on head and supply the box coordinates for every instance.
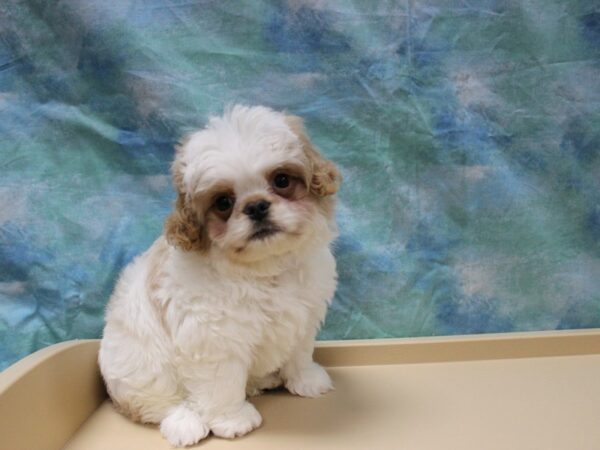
[98,105,340,447]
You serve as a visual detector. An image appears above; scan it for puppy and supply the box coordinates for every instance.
[98,105,340,447]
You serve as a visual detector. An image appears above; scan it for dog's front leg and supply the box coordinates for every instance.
[281,332,334,398]
[187,358,262,439]
[160,358,261,446]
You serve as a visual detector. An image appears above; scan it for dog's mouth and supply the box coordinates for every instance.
[249,224,282,241]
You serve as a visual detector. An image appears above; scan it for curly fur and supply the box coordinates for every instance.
[164,193,207,252]
[284,115,340,197]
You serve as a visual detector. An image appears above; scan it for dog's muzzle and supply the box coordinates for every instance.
[243,199,271,222]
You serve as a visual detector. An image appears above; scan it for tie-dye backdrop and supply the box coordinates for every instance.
[1,0,599,369]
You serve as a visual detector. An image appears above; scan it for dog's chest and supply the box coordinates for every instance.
[242,273,326,375]
[167,248,336,374]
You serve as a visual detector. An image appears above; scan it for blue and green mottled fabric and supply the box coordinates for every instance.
[1,0,599,370]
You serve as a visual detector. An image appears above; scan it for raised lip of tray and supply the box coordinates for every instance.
[2,328,599,388]
[314,328,600,366]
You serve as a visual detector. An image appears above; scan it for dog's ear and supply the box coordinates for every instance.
[164,141,207,251]
[164,193,206,251]
[285,115,340,197]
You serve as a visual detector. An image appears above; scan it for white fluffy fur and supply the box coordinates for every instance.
[98,105,338,447]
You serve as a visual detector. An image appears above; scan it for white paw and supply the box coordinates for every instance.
[160,405,209,447]
[209,401,262,439]
[285,362,333,398]
[246,372,283,396]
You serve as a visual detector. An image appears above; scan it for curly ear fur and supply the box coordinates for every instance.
[164,193,206,251]
[285,115,340,197]
[164,138,207,252]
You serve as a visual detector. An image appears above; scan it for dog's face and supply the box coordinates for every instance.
[165,106,339,263]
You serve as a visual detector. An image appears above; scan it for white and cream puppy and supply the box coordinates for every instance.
[98,105,340,447]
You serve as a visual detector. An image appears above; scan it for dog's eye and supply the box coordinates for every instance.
[214,195,235,220]
[273,173,290,189]
[215,195,234,211]
[271,172,299,199]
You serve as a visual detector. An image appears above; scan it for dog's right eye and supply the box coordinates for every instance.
[214,195,235,219]
[215,195,234,211]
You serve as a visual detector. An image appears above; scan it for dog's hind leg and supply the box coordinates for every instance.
[246,371,283,396]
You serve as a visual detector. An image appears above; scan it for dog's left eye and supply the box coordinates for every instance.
[271,172,297,198]
[273,173,290,189]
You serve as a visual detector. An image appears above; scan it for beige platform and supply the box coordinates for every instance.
[1,330,599,450]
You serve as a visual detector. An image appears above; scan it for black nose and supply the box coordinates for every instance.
[243,199,271,221]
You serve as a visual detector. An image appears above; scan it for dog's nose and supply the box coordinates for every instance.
[243,199,271,221]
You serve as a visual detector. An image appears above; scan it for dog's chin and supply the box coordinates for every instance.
[248,223,282,242]
[225,226,306,264]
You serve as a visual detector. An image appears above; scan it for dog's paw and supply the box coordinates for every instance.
[246,372,283,396]
[209,401,262,439]
[285,362,333,398]
[160,404,209,447]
